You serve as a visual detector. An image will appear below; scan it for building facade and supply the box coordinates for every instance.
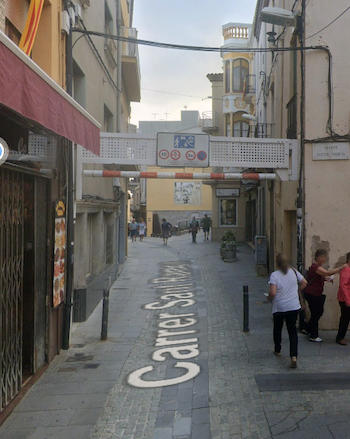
[206,23,261,244]
[253,0,350,328]
[0,0,100,415]
[72,0,140,322]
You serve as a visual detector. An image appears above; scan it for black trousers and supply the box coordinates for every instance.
[336,302,350,342]
[273,310,299,358]
[192,231,197,242]
[304,293,326,339]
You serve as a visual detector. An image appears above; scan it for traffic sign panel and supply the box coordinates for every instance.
[157,133,209,167]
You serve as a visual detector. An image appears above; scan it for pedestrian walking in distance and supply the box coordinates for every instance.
[190,217,199,243]
[336,252,350,345]
[161,218,171,246]
[138,218,146,242]
[202,214,211,241]
[129,218,138,243]
[303,249,344,343]
[269,254,307,369]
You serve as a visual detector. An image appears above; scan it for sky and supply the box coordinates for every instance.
[131,0,257,126]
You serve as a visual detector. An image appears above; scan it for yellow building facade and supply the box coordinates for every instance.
[4,0,66,87]
[146,167,213,235]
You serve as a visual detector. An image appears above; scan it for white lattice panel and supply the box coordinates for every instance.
[81,133,294,170]
[9,133,56,163]
[81,132,156,165]
[209,137,290,169]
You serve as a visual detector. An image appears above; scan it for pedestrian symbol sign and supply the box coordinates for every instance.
[157,133,209,168]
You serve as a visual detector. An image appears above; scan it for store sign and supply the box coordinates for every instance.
[0,137,9,165]
[53,201,66,308]
[157,133,209,168]
[313,143,350,161]
[216,188,240,197]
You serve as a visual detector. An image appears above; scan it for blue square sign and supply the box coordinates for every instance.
[174,135,195,149]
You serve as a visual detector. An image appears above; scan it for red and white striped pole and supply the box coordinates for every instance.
[83,170,276,180]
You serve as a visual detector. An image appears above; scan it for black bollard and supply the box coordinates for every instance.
[101,288,110,341]
[243,285,249,333]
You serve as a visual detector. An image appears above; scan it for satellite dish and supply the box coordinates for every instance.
[260,7,297,27]
[0,137,9,166]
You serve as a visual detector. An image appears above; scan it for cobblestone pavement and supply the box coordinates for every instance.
[2,234,350,439]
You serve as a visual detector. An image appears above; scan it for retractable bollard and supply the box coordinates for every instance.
[101,288,110,341]
[243,285,249,333]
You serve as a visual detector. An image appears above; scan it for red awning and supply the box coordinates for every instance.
[0,32,100,155]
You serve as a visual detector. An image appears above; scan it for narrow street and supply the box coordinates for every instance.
[1,234,350,439]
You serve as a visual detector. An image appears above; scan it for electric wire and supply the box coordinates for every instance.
[306,5,350,40]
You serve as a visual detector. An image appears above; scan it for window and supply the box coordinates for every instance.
[105,219,114,265]
[233,120,249,137]
[104,1,113,35]
[104,105,114,132]
[224,61,230,93]
[219,199,237,226]
[287,95,297,139]
[5,19,21,45]
[73,61,86,108]
[232,58,249,92]
[225,114,231,137]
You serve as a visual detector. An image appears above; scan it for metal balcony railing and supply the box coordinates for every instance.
[123,27,139,58]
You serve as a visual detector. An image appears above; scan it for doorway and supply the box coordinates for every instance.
[284,210,297,266]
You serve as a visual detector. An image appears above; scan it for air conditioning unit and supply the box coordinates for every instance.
[61,10,70,34]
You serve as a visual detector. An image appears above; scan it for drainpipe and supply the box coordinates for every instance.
[116,0,122,132]
[296,0,306,272]
[62,0,75,350]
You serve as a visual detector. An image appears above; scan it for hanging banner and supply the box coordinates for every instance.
[53,200,66,308]
[19,0,45,56]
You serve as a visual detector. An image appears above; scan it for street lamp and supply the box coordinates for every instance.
[260,7,297,27]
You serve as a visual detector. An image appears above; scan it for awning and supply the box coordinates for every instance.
[0,32,100,155]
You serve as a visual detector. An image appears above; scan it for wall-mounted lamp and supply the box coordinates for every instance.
[260,7,297,27]
[266,31,277,47]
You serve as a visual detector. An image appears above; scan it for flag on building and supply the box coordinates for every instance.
[19,0,44,55]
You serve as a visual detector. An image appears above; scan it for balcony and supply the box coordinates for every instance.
[122,27,141,102]
[221,23,252,51]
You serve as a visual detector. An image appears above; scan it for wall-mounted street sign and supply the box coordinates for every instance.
[157,133,210,168]
[216,188,240,197]
[0,138,9,165]
[313,142,350,161]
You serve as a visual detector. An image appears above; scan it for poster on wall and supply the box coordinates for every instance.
[174,182,201,205]
[53,200,66,308]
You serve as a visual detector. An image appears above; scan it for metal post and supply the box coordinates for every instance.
[243,285,249,333]
[62,1,75,350]
[101,288,110,341]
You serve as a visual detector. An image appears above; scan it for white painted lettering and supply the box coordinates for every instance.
[160,293,194,300]
[155,337,198,347]
[157,329,196,338]
[127,362,200,388]
[159,318,197,329]
[144,299,195,310]
[152,345,199,362]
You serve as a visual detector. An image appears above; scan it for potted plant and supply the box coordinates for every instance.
[220,231,237,262]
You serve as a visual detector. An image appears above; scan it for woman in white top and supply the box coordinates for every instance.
[269,254,307,368]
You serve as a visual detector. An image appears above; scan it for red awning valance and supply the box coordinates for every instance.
[0,32,100,155]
